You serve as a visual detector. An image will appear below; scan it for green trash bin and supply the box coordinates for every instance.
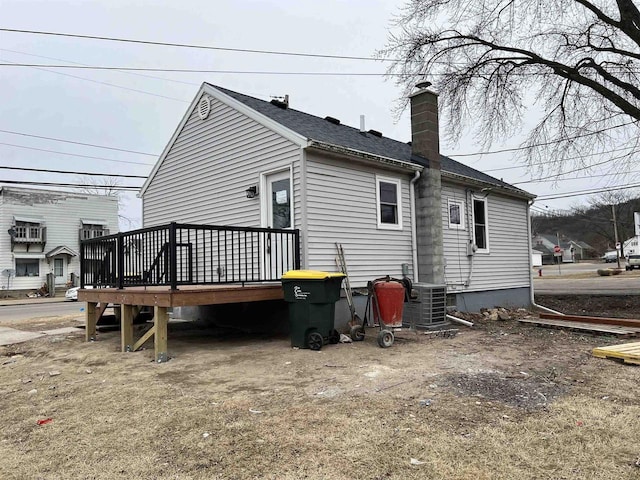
[282,270,346,350]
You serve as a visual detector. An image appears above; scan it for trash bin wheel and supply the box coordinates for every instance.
[328,329,340,344]
[377,329,394,348]
[307,331,324,351]
[350,325,365,342]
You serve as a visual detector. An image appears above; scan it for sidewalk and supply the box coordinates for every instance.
[0,296,69,307]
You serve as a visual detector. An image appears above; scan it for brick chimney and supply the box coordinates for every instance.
[410,83,444,285]
[410,84,440,168]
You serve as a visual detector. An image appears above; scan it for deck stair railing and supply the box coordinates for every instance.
[80,222,301,289]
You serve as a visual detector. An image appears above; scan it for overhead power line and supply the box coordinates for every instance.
[483,145,636,173]
[0,47,201,88]
[535,181,640,200]
[0,142,154,165]
[514,169,640,184]
[0,63,392,76]
[0,165,148,178]
[0,179,141,190]
[0,28,390,62]
[0,129,158,156]
[511,151,639,185]
[449,121,638,157]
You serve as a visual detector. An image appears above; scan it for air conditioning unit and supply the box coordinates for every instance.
[403,282,447,329]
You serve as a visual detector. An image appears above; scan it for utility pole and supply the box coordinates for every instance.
[556,231,561,275]
[612,204,621,269]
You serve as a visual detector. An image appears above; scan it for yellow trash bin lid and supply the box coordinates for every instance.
[282,270,345,280]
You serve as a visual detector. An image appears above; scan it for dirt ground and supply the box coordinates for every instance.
[1,303,639,479]
[536,294,640,319]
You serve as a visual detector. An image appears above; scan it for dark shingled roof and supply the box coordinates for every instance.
[209,84,533,198]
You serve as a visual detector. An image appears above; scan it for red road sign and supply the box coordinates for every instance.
[553,245,561,253]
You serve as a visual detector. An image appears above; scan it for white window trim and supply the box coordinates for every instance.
[472,197,490,253]
[375,175,403,230]
[447,198,465,230]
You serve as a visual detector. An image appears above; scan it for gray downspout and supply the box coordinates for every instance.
[527,200,564,315]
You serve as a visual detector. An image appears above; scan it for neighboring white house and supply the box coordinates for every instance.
[623,236,640,256]
[140,83,535,313]
[0,187,118,293]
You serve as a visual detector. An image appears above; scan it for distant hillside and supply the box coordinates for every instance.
[532,196,640,255]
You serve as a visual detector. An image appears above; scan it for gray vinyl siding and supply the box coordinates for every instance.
[0,188,118,291]
[442,181,530,293]
[305,152,414,287]
[143,94,301,228]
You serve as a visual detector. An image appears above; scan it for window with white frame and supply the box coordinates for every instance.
[16,259,39,277]
[448,199,465,230]
[376,176,402,229]
[14,221,44,242]
[472,198,489,251]
[80,224,108,240]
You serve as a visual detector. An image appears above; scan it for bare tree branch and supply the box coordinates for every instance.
[382,0,640,175]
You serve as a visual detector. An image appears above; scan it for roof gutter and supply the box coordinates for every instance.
[307,141,423,172]
[442,171,535,201]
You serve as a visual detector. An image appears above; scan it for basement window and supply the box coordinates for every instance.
[376,176,402,230]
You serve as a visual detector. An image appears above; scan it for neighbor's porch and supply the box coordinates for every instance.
[78,222,300,362]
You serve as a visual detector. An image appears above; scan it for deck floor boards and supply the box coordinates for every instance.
[518,318,640,337]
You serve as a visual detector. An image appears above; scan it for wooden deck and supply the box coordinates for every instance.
[79,283,284,363]
[78,283,284,307]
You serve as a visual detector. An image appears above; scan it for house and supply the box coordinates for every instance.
[532,233,574,263]
[569,240,595,260]
[623,236,640,256]
[139,83,535,316]
[0,186,118,294]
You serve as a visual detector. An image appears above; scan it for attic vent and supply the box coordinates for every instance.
[198,96,211,120]
[270,99,288,109]
[368,129,383,138]
[324,116,340,125]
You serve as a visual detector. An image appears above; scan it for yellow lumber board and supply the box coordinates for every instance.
[593,342,640,365]
[593,342,640,354]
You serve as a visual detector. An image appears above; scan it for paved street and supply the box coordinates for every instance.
[534,261,640,295]
[0,302,85,324]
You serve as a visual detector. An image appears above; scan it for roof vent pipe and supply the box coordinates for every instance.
[360,115,365,133]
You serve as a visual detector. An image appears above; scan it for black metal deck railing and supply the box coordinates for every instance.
[80,222,300,289]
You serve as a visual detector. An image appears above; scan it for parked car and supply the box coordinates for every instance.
[65,286,80,301]
[602,251,619,263]
[64,285,93,301]
[626,255,640,270]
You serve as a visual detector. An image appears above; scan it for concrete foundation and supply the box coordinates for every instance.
[450,287,532,313]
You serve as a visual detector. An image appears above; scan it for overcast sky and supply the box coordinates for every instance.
[1,0,636,230]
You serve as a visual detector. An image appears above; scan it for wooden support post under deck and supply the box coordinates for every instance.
[85,302,97,341]
[154,306,169,363]
[121,304,134,352]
